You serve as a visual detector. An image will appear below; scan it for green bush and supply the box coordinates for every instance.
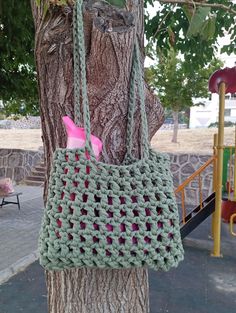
[0,113,6,120]
[208,121,235,128]
[6,114,22,121]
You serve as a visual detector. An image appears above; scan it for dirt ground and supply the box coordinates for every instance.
[152,127,235,154]
[0,127,235,154]
[0,129,43,151]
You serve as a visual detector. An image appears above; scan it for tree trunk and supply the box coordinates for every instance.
[31,1,164,312]
[172,110,178,143]
[185,108,190,129]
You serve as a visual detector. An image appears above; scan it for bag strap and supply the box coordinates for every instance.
[125,40,149,159]
[73,1,81,126]
[73,0,91,147]
[73,1,149,158]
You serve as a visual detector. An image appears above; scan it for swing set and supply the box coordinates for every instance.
[175,66,236,257]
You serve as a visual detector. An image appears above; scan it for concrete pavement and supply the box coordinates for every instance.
[0,186,43,283]
[0,246,235,313]
[149,245,236,313]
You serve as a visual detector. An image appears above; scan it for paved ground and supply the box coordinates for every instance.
[183,214,236,257]
[149,246,236,313]
[0,246,235,313]
[0,185,235,313]
[0,186,43,281]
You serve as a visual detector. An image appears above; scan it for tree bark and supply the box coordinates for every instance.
[172,110,178,143]
[31,1,164,312]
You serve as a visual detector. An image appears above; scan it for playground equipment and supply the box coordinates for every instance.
[176,66,236,256]
[209,69,236,244]
[230,213,236,236]
[220,126,236,222]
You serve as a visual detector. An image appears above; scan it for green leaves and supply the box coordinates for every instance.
[106,0,126,8]
[186,7,211,38]
[53,0,68,5]
[36,0,68,7]
[145,48,223,114]
[184,6,216,41]
[0,0,38,116]
[43,2,50,17]
[200,15,216,40]
[145,0,236,68]
[36,0,126,8]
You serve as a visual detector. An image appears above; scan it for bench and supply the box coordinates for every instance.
[0,192,22,210]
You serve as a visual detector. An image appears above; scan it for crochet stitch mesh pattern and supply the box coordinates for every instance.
[39,147,184,271]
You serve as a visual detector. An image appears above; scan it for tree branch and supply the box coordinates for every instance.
[153,9,173,37]
[159,0,236,15]
[41,0,236,15]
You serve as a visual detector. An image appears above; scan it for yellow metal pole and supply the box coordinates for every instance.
[228,147,232,201]
[181,190,186,224]
[211,133,218,239]
[212,82,225,257]
[234,124,236,201]
[199,174,203,210]
[213,134,218,191]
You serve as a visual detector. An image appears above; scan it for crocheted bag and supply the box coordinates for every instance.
[39,0,184,271]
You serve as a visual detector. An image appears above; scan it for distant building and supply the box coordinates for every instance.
[190,55,236,128]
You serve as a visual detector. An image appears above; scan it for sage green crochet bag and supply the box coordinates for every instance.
[39,0,184,271]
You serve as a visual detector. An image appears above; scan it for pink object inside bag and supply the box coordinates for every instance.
[63,116,103,160]
[0,178,14,196]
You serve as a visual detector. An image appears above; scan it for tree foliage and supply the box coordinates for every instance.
[145,0,236,68]
[0,0,39,116]
[1,0,236,116]
[145,48,222,141]
[145,49,222,112]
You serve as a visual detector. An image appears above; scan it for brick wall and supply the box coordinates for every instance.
[169,153,213,208]
[0,149,213,203]
[0,149,43,183]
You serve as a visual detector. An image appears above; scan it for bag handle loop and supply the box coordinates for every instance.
[125,39,149,159]
[73,1,149,158]
[73,0,91,146]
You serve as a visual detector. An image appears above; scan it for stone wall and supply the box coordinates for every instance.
[0,148,214,204]
[160,123,187,130]
[0,149,43,183]
[0,116,41,129]
[169,153,213,209]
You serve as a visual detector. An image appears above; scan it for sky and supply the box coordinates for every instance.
[217,34,236,67]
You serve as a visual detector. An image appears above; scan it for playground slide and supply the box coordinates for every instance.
[180,193,215,239]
